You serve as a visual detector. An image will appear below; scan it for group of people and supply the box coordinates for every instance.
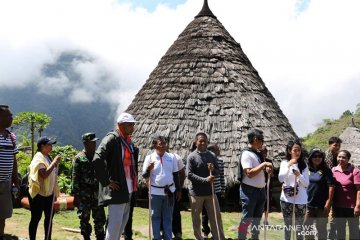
[239,129,360,240]
[1,104,360,240]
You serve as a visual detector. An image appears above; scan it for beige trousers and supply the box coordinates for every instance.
[189,195,225,240]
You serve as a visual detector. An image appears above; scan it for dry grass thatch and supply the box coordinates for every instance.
[126,1,298,185]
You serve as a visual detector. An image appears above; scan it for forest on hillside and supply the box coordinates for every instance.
[303,103,360,150]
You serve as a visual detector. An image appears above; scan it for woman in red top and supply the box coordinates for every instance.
[332,150,360,240]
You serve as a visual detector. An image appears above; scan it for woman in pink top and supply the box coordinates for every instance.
[332,150,360,240]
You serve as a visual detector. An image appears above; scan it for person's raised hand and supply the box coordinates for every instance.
[53,154,62,166]
[292,169,300,177]
[147,162,155,171]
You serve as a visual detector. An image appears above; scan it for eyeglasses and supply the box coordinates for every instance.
[156,141,167,146]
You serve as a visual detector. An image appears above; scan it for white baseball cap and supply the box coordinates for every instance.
[117,112,138,124]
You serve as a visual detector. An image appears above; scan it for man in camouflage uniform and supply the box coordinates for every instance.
[72,133,106,240]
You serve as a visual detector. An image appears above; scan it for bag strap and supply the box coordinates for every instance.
[238,147,261,181]
[243,147,264,164]
[240,147,267,182]
[6,129,16,149]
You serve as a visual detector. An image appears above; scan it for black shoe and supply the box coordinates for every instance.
[96,232,105,240]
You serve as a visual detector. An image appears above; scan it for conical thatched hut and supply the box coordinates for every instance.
[339,121,360,166]
[126,0,297,186]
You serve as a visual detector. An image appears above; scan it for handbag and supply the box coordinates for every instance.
[283,185,299,197]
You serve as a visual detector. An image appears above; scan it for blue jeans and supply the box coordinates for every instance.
[151,194,174,240]
[238,184,266,240]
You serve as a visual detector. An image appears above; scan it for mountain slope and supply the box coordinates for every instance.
[303,112,360,150]
[0,51,116,149]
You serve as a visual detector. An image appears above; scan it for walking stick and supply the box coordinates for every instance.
[264,174,270,240]
[292,175,297,240]
[149,177,152,239]
[210,168,221,240]
[46,166,58,240]
[148,176,152,240]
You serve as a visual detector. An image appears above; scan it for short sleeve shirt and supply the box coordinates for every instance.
[241,150,266,188]
[332,164,360,208]
[173,153,185,171]
[143,151,178,195]
[0,131,19,181]
[38,156,56,197]
[307,167,335,208]
[325,150,337,169]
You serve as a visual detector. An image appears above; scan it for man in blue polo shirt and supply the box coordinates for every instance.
[0,105,19,240]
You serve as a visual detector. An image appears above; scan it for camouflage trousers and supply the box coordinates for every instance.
[77,197,106,240]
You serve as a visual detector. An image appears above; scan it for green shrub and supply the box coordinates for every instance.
[17,151,31,177]
[50,145,79,194]
[58,173,72,195]
[50,145,78,176]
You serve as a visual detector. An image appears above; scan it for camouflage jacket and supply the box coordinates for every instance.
[71,150,98,198]
[325,150,337,169]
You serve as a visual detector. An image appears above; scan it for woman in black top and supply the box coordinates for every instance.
[303,148,334,240]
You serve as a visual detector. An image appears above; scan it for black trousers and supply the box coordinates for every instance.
[172,197,182,236]
[333,207,360,240]
[28,194,54,240]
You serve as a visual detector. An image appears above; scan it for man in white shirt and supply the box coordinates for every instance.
[143,136,181,240]
[238,129,272,240]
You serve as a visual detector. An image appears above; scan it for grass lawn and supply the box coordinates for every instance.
[5,207,290,239]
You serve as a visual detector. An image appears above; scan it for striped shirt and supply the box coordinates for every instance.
[0,130,19,181]
[214,158,225,194]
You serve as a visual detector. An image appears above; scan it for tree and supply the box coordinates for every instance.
[356,103,360,115]
[13,112,52,158]
[340,110,352,119]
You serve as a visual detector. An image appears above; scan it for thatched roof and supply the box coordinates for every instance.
[339,126,360,166]
[126,0,297,185]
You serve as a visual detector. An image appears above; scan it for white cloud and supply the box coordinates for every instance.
[38,73,72,95]
[0,0,359,136]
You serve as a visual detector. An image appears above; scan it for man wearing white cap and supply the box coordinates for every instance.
[93,113,139,240]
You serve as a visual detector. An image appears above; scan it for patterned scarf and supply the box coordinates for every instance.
[118,130,137,192]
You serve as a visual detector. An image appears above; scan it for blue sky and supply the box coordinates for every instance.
[121,0,311,13]
[119,0,186,11]
[296,0,311,13]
